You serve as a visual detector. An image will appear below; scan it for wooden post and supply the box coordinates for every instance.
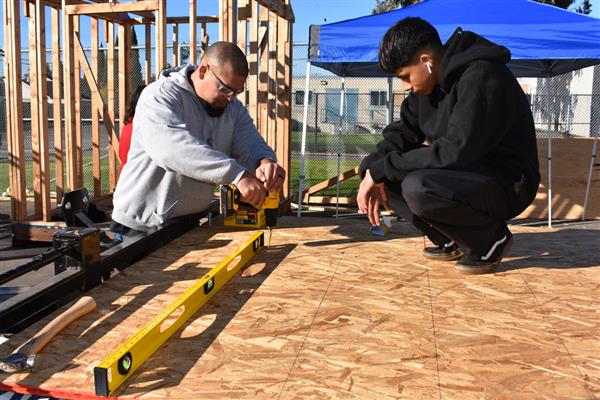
[62,0,77,191]
[237,0,249,106]
[145,23,151,83]
[220,0,237,43]
[91,17,101,196]
[276,11,292,197]
[34,0,51,220]
[5,0,27,219]
[118,23,131,166]
[155,0,166,75]
[51,7,64,203]
[248,0,258,124]
[267,9,277,150]
[257,4,269,141]
[74,16,83,187]
[284,8,293,198]
[219,0,230,41]
[237,0,249,53]
[172,23,179,66]
[28,1,42,216]
[103,20,108,43]
[230,0,238,43]
[201,22,209,53]
[107,21,117,189]
[189,0,197,64]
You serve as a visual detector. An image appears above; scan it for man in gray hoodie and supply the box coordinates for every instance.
[111,42,285,237]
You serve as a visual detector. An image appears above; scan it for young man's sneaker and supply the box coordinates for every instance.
[456,228,513,275]
[423,241,464,261]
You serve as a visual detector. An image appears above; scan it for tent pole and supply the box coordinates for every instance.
[336,77,345,218]
[546,76,553,228]
[297,62,312,217]
[582,135,598,220]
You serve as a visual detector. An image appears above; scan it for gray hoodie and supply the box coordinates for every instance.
[112,64,276,232]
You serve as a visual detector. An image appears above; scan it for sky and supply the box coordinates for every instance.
[0,0,598,55]
[0,0,375,50]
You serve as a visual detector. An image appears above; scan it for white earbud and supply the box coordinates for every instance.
[426,62,432,74]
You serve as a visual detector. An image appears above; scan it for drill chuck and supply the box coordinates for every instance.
[265,209,277,228]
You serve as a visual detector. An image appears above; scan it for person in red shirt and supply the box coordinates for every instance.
[119,84,146,174]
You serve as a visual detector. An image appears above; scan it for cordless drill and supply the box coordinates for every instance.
[220,184,279,229]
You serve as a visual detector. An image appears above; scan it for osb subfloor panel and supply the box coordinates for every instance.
[1,217,598,400]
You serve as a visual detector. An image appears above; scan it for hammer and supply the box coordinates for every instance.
[0,296,96,373]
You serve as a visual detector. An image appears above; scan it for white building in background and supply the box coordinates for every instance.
[292,65,599,138]
[291,76,408,136]
[519,65,599,137]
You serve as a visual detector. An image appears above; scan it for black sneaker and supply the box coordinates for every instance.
[423,241,464,261]
[456,228,513,275]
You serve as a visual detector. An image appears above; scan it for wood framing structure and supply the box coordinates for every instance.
[2,0,294,225]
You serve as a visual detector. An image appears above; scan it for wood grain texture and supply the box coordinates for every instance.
[0,217,597,399]
[510,138,598,220]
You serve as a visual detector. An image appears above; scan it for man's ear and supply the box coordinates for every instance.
[418,53,433,66]
[197,64,208,79]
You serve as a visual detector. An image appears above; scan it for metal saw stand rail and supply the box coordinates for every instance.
[93,231,265,396]
[0,203,218,334]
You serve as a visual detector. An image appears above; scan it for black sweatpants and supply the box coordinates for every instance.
[387,169,517,258]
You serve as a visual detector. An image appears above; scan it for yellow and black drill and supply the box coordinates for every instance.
[220,184,279,245]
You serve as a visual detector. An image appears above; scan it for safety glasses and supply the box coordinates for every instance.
[208,64,244,96]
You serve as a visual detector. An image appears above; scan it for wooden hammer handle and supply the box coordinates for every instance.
[15,296,97,356]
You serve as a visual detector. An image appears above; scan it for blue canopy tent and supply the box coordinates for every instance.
[307,0,600,78]
[297,0,600,224]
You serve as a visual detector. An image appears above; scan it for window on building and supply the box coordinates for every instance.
[324,89,358,124]
[295,90,314,105]
[370,90,387,107]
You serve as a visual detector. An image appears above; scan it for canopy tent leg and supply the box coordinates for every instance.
[546,76,553,228]
[297,62,312,217]
[335,77,346,218]
[582,135,598,220]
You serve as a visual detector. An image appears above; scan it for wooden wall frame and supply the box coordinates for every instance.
[3,0,294,225]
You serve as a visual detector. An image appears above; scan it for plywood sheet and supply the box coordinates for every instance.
[0,216,598,399]
[519,138,600,220]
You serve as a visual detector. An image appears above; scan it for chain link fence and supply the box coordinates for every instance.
[1,44,599,205]
[0,44,151,198]
[0,40,205,199]
[290,43,600,202]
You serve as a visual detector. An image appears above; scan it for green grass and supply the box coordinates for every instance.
[289,131,378,197]
[1,156,362,199]
[1,132,378,200]
[289,158,362,197]
[291,131,380,155]
[0,155,116,197]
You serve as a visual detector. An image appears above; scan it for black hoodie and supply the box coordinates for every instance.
[361,28,540,216]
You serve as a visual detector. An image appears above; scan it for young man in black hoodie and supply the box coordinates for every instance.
[357,17,540,274]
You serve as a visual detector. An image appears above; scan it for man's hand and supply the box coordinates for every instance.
[357,169,390,226]
[255,158,286,192]
[237,171,266,206]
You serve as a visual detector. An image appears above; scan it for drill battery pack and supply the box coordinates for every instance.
[225,208,266,228]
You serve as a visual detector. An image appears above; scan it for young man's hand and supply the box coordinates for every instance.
[357,169,390,226]
[255,158,286,192]
[237,171,267,206]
